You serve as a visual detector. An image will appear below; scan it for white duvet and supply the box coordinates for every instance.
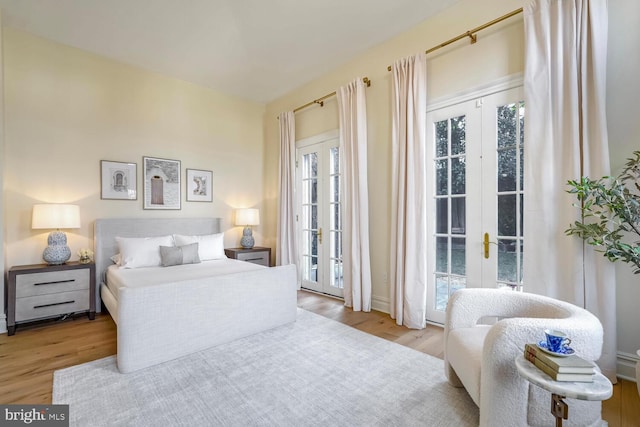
[106,258,265,300]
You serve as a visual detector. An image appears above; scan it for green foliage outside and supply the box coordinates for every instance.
[566,151,640,274]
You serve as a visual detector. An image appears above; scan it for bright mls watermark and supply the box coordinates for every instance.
[1,405,68,426]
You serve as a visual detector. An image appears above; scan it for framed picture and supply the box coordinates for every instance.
[143,156,181,210]
[186,168,213,202]
[100,160,137,200]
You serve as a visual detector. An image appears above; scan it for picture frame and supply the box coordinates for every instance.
[100,160,137,200]
[143,156,181,210]
[186,168,213,202]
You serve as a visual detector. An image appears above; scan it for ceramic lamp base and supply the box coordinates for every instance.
[42,230,71,265]
[240,226,255,249]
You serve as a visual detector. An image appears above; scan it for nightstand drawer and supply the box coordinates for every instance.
[236,251,269,266]
[16,268,90,298]
[15,289,90,322]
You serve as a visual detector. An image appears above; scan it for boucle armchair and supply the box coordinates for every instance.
[444,288,605,427]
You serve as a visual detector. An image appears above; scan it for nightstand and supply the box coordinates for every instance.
[6,262,96,335]
[224,247,271,267]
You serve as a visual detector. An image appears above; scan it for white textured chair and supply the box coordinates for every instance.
[444,288,606,427]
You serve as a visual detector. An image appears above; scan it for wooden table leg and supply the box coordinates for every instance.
[551,393,568,427]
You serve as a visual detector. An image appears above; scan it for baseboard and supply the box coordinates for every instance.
[371,295,390,314]
[617,350,639,382]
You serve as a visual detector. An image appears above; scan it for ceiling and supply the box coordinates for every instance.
[0,0,461,103]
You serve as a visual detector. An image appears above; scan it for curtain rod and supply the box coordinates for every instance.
[386,7,523,71]
[291,77,371,114]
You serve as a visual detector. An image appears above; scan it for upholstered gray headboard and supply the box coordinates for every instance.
[93,217,221,312]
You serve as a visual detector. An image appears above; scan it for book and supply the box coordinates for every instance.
[524,343,596,374]
[523,351,595,382]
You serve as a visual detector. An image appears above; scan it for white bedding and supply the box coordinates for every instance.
[105,258,265,300]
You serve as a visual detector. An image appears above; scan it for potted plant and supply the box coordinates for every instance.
[566,150,640,273]
[566,150,640,395]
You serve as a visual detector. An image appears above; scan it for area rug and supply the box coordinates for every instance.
[53,309,478,426]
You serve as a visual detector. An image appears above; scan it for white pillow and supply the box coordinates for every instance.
[115,235,174,269]
[173,232,225,261]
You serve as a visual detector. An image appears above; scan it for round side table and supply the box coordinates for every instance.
[515,355,612,427]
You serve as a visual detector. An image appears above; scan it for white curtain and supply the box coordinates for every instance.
[524,0,617,380]
[390,53,428,329]
[337,78,372,312]
[277,111,301,286]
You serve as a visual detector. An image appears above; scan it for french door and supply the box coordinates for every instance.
[296,133,344,298]
[426,86,525,324]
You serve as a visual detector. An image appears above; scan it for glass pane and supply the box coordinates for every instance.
[498,148,516,192]
[302,155,310,178]
[436,120,448,157]
[331,259,343,289]
[303,256,318,283]
[435,275,448,311]
[311,153,318,177]
[302,230,310,256]
[311,231,318,256]
[519,101,525,147]
[451,116,466,155]
[302,205,311,229]
[436,198,448,234]
[450,277,466,296]
[330,175,339,202]
[497,103,517,148]
[302,180,310,205]
[436,237,448,273]
[330,231,342,260]
[498,194,516,236]
[311,179,318,204]
[451,197,465,235]
[330,231,337,259]
[330,147,339,174]
[330,203,341,230]
[436,159,448,195]
[497,239,517,282]
[310,256,318,282]
[519,147,524,191]
[311,205,317,230]
[451,157,466,195]
[519,241,524,282]
[302,256,310,281]
[451,237,465,275]
[519,194,524,237]
[303,153,318,178]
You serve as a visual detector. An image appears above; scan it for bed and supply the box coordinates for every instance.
[94,218,297,373]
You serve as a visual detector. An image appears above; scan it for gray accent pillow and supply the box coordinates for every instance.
[159,243,201,267]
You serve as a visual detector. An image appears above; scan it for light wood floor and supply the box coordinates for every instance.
[1,290,638,426]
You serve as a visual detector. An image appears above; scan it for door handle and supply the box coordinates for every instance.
[318,228,323,244]
[483,232,497,259]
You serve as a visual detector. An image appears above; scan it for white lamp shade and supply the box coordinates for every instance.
[32,204,81,229]
[235,208,259,226]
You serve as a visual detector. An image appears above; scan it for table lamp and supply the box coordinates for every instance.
[235,208,259,249]
[32,204,81,265]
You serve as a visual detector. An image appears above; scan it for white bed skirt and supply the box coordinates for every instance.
[105,264,297,373]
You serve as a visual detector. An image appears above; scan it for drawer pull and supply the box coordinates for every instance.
[34,300,75,309]
[34,279,75,286]
[245,258,264,262]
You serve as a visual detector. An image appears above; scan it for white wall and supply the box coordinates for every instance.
[607,0,640,379]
